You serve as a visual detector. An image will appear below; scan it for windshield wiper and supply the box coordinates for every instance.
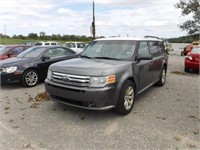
[80,55,93,59]
[94,57,120,60]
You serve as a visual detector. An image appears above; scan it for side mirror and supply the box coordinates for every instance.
[137,56,153,61]
[42,56,51,61]
[7,52,13,57]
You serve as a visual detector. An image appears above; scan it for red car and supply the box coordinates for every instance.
[181,44,193,56]
[184,45,200,72]
[0,45,31,61]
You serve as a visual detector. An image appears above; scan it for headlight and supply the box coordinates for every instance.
[47,70,52,80]
[2,66,17,73]
[89,75,115,87]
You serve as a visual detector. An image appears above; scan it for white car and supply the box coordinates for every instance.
[64,42,86,53]
[34,41,63,46]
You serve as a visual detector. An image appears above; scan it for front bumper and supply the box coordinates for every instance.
[0,72,22,84]
[45,79,118,111]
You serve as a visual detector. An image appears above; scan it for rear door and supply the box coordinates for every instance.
[148,41,165,82]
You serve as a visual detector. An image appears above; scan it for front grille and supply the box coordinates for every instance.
[52,72,90,87]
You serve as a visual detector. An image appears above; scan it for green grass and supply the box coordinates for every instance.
[0,38,77,45]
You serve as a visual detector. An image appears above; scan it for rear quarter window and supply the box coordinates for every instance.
[148,41,160,56]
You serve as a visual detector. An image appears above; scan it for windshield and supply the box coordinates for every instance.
[81,40,136,60]
[17,47,46,58]
[0,46,11,54]
[191,47,200,54]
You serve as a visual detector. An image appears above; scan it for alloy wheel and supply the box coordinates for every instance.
[124,86,134,110]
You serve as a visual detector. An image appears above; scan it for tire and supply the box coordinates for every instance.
[116,80,135,115]
[184,68,189,72]
[156,68,166,86]
[22,69,39,87]
[181,51,184,56]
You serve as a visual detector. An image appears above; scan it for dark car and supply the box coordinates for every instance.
[0,45,32,60]
[45,37,168,115]
[0,46,78,87]
[184,45,200,72]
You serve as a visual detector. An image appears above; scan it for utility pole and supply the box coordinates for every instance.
[4,25,7,45]
[91,1,96,39]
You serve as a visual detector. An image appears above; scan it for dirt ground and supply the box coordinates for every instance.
[0,43,199,150]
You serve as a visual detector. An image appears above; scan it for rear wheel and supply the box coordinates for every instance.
[156,68,166,86]
[22,69,39,87]
[184,67,189,72]
[116,80,135,115]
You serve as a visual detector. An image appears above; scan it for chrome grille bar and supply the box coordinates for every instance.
[52,72,90,86]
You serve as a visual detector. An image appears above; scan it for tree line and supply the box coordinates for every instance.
[0,32,105,42]
[168,33,199,43]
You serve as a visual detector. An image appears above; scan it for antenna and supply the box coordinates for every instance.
[90,1,96,39]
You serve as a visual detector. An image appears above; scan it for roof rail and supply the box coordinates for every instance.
[144,35,160,39]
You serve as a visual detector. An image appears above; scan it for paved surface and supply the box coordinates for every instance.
[0,43,199,150]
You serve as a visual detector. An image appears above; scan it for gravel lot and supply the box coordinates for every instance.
[0,43,199,150]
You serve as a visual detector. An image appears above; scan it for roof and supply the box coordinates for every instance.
[95,37,163,42]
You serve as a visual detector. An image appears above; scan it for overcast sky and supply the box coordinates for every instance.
[0,0,192,38]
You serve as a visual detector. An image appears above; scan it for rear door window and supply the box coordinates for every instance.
[11,47,24,55]
[51,43,57,45]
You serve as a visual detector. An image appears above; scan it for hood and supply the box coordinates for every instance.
[0,57,35,68]
[50,58,132,76]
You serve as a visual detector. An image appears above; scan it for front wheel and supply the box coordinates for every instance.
[22,69,39,87]
[116,80,135,115]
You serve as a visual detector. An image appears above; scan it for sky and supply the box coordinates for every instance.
[0,0,193,38]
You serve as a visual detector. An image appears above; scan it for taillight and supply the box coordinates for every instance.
[186,55,193,61]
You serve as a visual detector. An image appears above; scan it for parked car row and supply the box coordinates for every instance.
[0,45,32,61]
[7,37,200,115]
[33,41,86,53]
[64,42,86,53]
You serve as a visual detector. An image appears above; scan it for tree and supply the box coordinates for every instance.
[18,34,25,39]
[28,33,38,39]
[39,31,46,40]
[175,0,200,34]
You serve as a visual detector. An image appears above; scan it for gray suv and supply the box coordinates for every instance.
[45,37,168,115]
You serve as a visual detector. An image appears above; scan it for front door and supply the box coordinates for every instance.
[136,41,154,91]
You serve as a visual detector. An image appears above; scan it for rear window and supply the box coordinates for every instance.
[65,43,76,48]
[34,42,43,46]
[0,46,11,54]
[191,47,200,54]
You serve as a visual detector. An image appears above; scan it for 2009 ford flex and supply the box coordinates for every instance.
[45,37,168,115]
